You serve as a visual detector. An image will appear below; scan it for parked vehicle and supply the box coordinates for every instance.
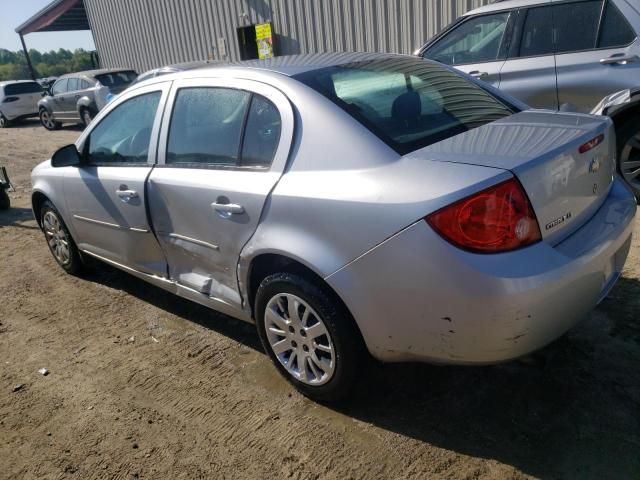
[38,68,137,130]
[0,166,12,209]
[0,80,44,128]
[31,53,636,401]
[132,61,214,85]
[417,0,640,198]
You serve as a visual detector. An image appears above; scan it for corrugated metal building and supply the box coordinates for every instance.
[80,0,490,72]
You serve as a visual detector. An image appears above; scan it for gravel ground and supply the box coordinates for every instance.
[1,119,639,480]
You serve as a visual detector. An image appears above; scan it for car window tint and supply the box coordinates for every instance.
[67,78,79,92]
[4,82,43,95]
[295,58,514,155]
[167,87,250,166]
[94,71,137,87]
[240,95,282,167]
[553,1,602,53]
[424,13,510,65]
[519,7,554,57]
[87,91,161,165]
[52,79,67,95]
[599,1,637,48]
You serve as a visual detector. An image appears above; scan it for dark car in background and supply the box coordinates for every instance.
[38,68,137,130]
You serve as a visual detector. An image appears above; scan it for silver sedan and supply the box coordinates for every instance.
[31,53,636,401]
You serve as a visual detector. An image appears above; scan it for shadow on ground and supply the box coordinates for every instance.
[79,263,640,479]
[7,118,84,132]
[0,207,39,230]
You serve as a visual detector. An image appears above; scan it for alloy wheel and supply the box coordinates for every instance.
[620,131,640,191]
[264,293,335,386]
[40,111,55,130]
[0,115,6,128]
[43,211,71,265]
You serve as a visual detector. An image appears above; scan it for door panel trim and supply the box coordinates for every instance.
[73,214,149,233]
[164,232,220,251]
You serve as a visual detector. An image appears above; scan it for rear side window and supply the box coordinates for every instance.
[519,7,554,57]
[67,78,79,92]
[424,12,510,65]
[599,1,637,48]
[295,58,514,155]
[553,1,602,53]
[240,96,282,166]
[80,79,92,90]
[167,88,250,166]
[4,82,43,95]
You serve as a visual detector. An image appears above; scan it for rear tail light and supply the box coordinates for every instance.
[426,177,541,253]
[579,134,604,154]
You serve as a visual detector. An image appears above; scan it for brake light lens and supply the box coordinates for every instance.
[579,134,604,154]
[426,178,541,253]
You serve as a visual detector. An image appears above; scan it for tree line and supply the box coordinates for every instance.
[0,48,94,81]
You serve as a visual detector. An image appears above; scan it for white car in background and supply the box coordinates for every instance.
[0,80,44,128]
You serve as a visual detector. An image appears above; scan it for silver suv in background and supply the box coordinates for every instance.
[38,68,137,130]
[417,0,640,198]
[0,80,44,128]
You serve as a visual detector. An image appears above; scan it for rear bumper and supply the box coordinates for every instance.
[327,177,636,364]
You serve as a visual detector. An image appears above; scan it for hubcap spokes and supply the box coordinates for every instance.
[621,132,640,188]
[41,112,54,129]
[264,293,335,386]
[43,211,70,264]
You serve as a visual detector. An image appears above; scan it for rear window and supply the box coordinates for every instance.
[3,82,43,95]
[94,70,138,87]
[295,58,514,155]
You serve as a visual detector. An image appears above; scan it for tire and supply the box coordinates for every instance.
[616,118,640,201]
[0,113,9,128]
[255,272,365,402]
[40,200,82,274]
[39,108,61,131]
[80,107,94,127]
[0,189,9,210]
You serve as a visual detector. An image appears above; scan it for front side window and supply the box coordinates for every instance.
[599,1,637,48]
[87,91,161,165]
[52,79,67,96]
[167,87,250,166]
[295,58,514,155]
[424,13,510,66]
[553,1,602,53]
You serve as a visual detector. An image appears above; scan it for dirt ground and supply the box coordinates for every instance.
[1,119,639,480]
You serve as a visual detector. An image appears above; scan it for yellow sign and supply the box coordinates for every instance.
[255,23,274,59]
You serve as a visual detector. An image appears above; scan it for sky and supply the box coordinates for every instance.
[0,0,95,52]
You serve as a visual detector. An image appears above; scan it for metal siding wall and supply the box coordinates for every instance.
[84,0,491,72]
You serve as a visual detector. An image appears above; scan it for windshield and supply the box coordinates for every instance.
[95,70,138,87]
[294,57,515,154]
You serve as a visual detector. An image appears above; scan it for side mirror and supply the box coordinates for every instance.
[51,144,82,168]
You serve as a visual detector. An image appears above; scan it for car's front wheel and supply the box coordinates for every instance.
[40,201,82,274]
[0,113,9,128]
[255,272,364,402]
[617,118,640,201]
[39,109,61,131]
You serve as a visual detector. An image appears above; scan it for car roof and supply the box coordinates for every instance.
[180,52,415,77]
[58,68,136,80]
[0,79,39,87]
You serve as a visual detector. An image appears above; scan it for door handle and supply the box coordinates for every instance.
[116,188,139,202]
[469,70,489,79]
[600,54,639,65]
[211,201,244,215]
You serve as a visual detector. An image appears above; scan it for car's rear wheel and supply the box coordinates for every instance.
[39,109,60,131]
[617,119,640,201]
[255,272,364,402]
[40,201,82,274]
[0,189,9,210]
[81,108,94,127]
[0,113,9,128]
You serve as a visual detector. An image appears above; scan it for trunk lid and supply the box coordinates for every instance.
[406,110,616,245]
